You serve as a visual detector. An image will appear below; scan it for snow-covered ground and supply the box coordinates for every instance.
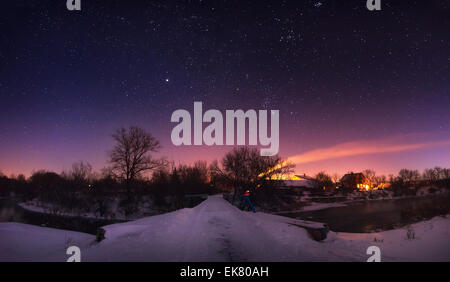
[0,222,94,262]
[1,195,449,262]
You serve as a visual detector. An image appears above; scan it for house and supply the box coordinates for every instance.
[280,174,316,188]
[340,172,370,190]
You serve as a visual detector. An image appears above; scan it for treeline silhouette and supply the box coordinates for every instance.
[0,146,292,218]
[0,161,217,218]
[0,126,449,217]
[313,167,450,196]
[0,126,294,218]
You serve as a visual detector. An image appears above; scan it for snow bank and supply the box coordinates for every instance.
[1,195,449,262]
[0,223,94,262]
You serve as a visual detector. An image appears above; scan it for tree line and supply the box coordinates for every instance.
[0,126,449,216]
[313,167,450,195]
[0,126,292,217]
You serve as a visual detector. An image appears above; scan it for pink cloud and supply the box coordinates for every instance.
[287,138,450,165]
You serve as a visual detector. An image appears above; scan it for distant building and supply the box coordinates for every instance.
[340,172,370,190]
[280,174,316,188]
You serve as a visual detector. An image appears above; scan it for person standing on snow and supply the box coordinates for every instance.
[243,189,256,213]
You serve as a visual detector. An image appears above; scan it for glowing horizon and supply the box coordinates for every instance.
[3,134,450,179]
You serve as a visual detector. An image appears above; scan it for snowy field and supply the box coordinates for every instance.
[1,195,449,262]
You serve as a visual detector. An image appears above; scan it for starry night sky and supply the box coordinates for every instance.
[1,0,450,177]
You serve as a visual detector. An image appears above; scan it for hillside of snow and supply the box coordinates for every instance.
[1,195,449,262]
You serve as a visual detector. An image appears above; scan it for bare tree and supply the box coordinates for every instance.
[212,147,294,201]
[362,169,376,186]
[422,168,436,184]
[71,161,93,184]
[433,167,445,180]
[331,173,340,184]
[375,175,387,186]
[108,126,166,191]
[315,171,334,191]
[398,169,420,187]
[443,168,450,180]
[423,167,450,187]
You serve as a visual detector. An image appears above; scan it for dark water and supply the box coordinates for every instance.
[0,198,124,235]
[2,196,449,234]
[282,195,450,233]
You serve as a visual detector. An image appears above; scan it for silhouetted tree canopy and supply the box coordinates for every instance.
[108,126,166,187]
[212,147,294,199]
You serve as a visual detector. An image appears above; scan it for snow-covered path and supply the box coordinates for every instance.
[1,195,450,261]
[82,195,329,261]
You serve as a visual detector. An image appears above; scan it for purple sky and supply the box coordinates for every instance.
[1,0,449,177]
